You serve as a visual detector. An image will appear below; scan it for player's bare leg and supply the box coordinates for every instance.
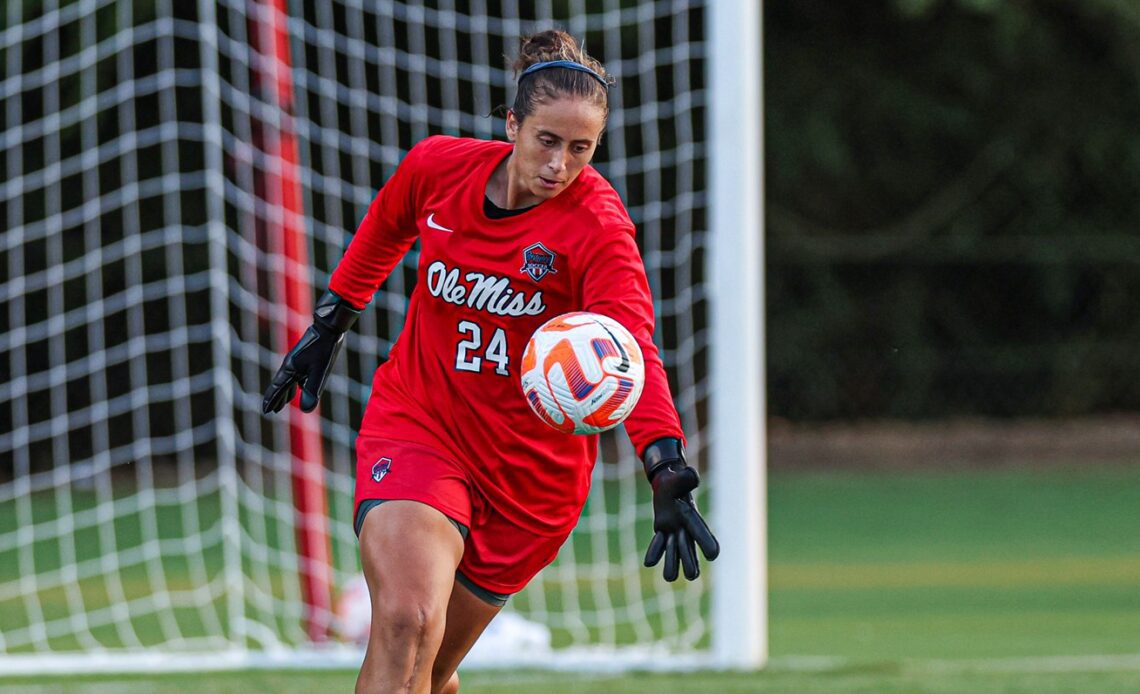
[356,500,465,694]
[429,580,503,693]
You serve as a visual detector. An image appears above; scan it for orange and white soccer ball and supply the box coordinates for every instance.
[521,312,645,435]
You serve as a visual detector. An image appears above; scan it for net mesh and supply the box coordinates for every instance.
[0,0,710,663]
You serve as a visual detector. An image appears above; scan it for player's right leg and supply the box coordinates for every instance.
[351,436,475,693]
[356,499,464,694]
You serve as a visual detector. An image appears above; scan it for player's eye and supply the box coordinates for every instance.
[539,136,556,146]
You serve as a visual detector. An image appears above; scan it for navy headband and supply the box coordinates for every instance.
[519,59,609,89]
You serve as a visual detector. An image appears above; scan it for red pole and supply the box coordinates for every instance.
[255,0,332,642]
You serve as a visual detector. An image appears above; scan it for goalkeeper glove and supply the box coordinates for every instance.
[642,437,720,581]
[262,290,361,414]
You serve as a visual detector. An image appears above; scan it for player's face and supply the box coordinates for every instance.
[506,96,606,207]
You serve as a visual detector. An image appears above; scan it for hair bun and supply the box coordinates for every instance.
[509,29,610,121]
[512,29,605,79]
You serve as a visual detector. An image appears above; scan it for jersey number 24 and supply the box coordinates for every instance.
[455,320,509,376]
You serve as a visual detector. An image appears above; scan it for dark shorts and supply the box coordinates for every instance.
[354,435,572,600]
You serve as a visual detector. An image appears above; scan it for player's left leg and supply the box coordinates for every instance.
[429,579,503,694]
[427,496,574,693]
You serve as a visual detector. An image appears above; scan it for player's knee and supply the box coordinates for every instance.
[375,595,445,647]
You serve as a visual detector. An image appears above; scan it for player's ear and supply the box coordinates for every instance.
[506,109,519,142]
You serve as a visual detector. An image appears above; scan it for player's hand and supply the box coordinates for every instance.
[642,438,720,581]
[262,291,361,414]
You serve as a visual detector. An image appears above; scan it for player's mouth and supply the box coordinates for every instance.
[538,176,563,190]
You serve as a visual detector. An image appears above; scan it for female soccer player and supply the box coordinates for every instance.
[263,29,718,694]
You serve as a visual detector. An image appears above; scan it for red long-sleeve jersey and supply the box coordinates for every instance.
[329,135,683,536]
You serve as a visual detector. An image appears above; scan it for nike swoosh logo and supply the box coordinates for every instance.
[426,213,454,233]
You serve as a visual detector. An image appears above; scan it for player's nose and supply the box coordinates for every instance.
[547,148,569,175]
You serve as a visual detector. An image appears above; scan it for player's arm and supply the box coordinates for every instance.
[262,140,428,414]
[580,228,719,581]
[327,138,433,308]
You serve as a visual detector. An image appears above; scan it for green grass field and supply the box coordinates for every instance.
[4,464,1139,692]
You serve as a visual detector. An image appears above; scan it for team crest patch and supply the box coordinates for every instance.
[371,457,392,483]
[520,243,558,282]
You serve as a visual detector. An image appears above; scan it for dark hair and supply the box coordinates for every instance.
[510,30,610,122]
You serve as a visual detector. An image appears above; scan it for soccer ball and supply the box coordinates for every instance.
[521,312,645,435]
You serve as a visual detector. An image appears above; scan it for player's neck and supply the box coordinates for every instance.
[488,155,542,210]
[484,161,509,208]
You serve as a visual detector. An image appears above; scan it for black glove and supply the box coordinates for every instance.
[642,438,720,581]
[262,290,361,414]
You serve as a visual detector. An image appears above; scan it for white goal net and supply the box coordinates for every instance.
[0,0,758,672]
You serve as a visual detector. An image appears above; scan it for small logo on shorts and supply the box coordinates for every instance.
[371,457,392,483]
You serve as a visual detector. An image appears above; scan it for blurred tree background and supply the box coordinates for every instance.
[765,0,1140,422]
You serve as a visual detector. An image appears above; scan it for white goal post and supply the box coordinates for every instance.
[0,0,764,673]
[708,0,766,669]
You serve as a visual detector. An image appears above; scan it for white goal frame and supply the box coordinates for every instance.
[708,0,767,670]
[0,0,764,675]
